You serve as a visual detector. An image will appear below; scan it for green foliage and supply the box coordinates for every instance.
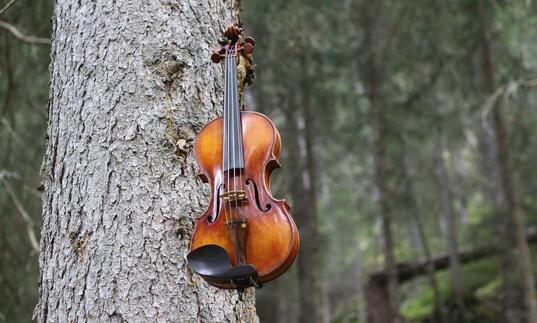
[400,247,537,323]
[402,259,500,321]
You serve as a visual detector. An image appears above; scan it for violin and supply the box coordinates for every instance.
[187,24,299,289]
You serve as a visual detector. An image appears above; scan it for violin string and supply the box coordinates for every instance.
[224,49,231,226]
[230,47,239,224]
[223,49,227,225]
[227,50,235,227]
[232,45,244,224]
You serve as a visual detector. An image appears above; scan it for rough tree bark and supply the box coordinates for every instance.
[476,3,537,323]
[34,1,258,322]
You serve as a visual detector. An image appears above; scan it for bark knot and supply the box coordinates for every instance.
[164,119,196,168]
[69,231,91,261]
[175,216,194,240]
[146,53,187,89]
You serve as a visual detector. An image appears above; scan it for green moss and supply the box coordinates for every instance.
[475,277,501,299]
[401,258,500,321]
[401,291,435,320]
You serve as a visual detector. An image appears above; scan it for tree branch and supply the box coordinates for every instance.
[1,178,40,252]
[0,116,23,143]
[369,226,537,285]
[0,0,17,16]
[0,20,50,45]
[481,77,537,119]
[0,169,41,197]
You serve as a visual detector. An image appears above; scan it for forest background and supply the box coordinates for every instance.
[1,0,537,322]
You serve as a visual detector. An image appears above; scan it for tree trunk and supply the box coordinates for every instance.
[284,102,325,323]
[478,118,524,323]
[432,132,465,309]
[401,144,445,323]
[476,3,537,323]
[284,16,326,323]
[301,96,327,323]
[360,28,401,322]
[474,22,524,323]
[368,75,400,323]
[34,1,258,322]
[356,5,400,322]
[365,278,391,323]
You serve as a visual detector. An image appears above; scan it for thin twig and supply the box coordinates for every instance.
[519,78,537,88]
[481,84,506,119]
[0,117,23,143]
[0,0,17,16]
[1,179,40,252]
[0,169,19,180]
[0,169,40,198]
[481,77,537,119]
[0,20,50,45]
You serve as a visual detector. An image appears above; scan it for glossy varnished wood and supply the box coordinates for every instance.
[191,111,299,285]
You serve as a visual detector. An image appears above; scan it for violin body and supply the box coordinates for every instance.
[187,23,298,289]
[191,111,299,286]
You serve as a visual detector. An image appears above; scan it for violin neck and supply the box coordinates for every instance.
[223,53,244,173]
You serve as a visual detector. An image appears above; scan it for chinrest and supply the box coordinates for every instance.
[187,244,259,288]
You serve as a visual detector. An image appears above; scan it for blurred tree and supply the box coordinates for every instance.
[0,0,51,321]
[354,1,401,321]
[432,131,465,317]
[400,139,445,323]
[243,2,329,322]
[474,2,537,322]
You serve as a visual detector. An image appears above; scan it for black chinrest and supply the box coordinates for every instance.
[187,244,259,288]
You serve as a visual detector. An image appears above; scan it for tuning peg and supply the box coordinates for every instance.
[211,48,226,64]
[211,52,222,63]
[242,42,254,55]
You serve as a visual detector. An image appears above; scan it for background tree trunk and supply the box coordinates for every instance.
[284,102,325,323]
[280,15,327,322]
[355,3,400,322]
[368,72,400,323]
[432,131,465,310]
[476,3,537,323]
[401,143,445,323]
[301,95,327,323]
[34,1,257,322]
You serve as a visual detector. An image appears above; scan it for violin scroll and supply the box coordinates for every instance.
[210,23,255,64]
[223,24,241,43]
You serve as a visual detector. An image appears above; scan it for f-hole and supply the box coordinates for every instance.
[245,179,271,212]
[208,183,224,223]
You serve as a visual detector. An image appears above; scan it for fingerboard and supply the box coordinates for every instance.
[223,52,244,173]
